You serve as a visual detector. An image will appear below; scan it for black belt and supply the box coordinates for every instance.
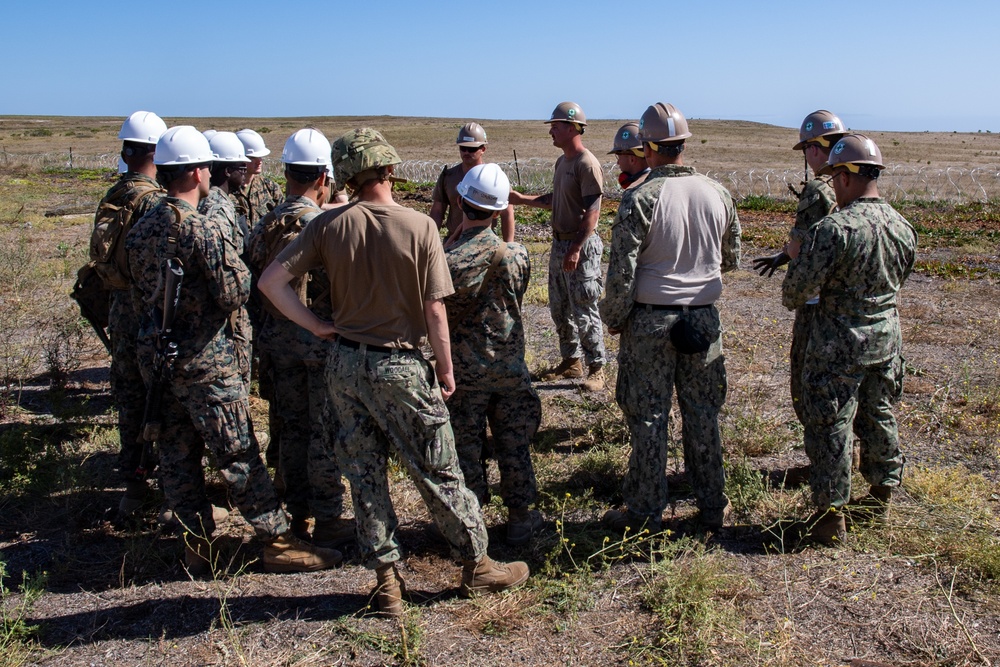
[553,231,593,241]
[337,337,396,354]
[635,302,712,312]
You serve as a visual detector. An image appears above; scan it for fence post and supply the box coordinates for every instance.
[69,147,73,170]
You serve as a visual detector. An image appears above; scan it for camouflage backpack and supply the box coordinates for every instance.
[89,178,164,290]
[245,204,322,317]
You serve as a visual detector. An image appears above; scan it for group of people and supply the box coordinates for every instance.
[87,100,916,617]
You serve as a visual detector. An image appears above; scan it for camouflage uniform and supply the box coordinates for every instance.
[789,177,837,421]
[445,226,540,509]
[126,197,287,539]
[600,165,741,521]
[91,172,164,480]
[783,197,916,509]
[277,200,489,569]
[245,195,345,524]
[550,235,606,367]
[199,186,253,382]
[232,174,283,233]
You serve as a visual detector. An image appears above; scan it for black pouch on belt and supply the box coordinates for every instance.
[669,316,711,354]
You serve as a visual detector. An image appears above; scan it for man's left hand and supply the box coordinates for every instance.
[563,249,581,272]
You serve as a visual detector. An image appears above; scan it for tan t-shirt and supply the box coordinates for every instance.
[551,149,604,234]
[431,163,465,236]
[276,202,454,348]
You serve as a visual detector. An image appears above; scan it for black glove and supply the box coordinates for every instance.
[751,252,790,278]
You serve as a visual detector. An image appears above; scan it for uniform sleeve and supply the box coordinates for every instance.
[431,166,449,204]
[782,218,839,310]
[599,189,649,330]
[721,195,741,273]
[793,179,837,236]
[579,153,605,199]
[197,218,251,313]
[266,178,284,212]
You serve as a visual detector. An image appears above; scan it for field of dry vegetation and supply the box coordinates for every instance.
[0,115,999,666]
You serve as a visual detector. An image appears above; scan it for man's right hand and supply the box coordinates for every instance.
[751,252,790,278]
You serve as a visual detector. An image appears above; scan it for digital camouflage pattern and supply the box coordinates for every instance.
[126,197,287,539]
[232,174,282,229]
[444,226,540,508]
[246,196,345,523]
[325,345,487,568]
[199,186,253,383]
[92,172,164,480]
[783,197,917,508]
[549,234,606,366]
[601,165,741,520]
[789,177,837,421]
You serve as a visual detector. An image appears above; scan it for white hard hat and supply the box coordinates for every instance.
[236,129,271,157]
[209,131,251,163]
[118,111,168,145]
[202,129,218,141]
[154,126,214,166]
[457,163,510,211]
[281,129,332,167]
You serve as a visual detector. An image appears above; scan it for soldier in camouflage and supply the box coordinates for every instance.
[233,129,283,238]
[509,102,607,391]
[599,103,741,533]
[95,111,167,518]
[259,128,529,617]
[608,122,650,192]
[754,111,845,430]
[199,132,254,383]
[245,129,351,548]
[782,134,916,545]
[444,163,543,546]
[126,126,341,575]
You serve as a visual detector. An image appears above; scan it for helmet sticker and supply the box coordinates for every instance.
[468,185,497,205]
[621,130,630,139]
[822,121,837,130]
[834,141,845,155]
[805,121,814,132]
[639,118,645,129]
[567,108,576,118]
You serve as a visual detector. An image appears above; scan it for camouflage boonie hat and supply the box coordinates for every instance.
[331,128,402,190]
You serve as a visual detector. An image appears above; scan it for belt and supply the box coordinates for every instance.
[553,232,577,241]
[634,302,712,312]
[337,337,396,354]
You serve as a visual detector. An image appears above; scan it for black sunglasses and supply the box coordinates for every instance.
[459,145,482,153]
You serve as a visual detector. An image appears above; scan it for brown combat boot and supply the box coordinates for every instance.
[539,357,584,382]
[460,555,529,597]
[580,364,606,392]
[263,534,343,573]
[806,509,847,547]
[699,499,732,530]
[118,479,148,518]
[373,563,407,617]
[506,508,543,546]
[184,534,213,577]
[602,509,662,535]
[846,484,893,522]
[312,517,357,548]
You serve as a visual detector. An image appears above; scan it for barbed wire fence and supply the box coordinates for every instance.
[5,149,1000,203]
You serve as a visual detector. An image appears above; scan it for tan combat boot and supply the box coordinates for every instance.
[580,364,606,392]
[846,484,893,522]
[373,563,407,617]
[460,555,529,597]
[312,517,357,548]
[263,534,342,573]
[506,508,543,546]
[539,358,584,382]
[184,534,213,577]
[806,509,847,547]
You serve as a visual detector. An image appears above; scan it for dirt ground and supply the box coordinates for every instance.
[1,118,999,666]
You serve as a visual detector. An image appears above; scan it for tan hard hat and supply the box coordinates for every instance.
[638,103,692,142]
[793,110,846,150]
[608,122,642,155]
[456,122,488,147]
[544,101,587,126]
[818,134,885,175]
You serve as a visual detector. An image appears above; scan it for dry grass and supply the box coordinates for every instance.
[0,117,999,666]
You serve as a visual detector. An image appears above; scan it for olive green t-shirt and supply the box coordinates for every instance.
[276,201,454,348]
[551,149,604,234]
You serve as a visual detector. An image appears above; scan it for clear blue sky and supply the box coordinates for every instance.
[3,0,996,132]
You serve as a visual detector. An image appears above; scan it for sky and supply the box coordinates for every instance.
[2,0,997,133]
